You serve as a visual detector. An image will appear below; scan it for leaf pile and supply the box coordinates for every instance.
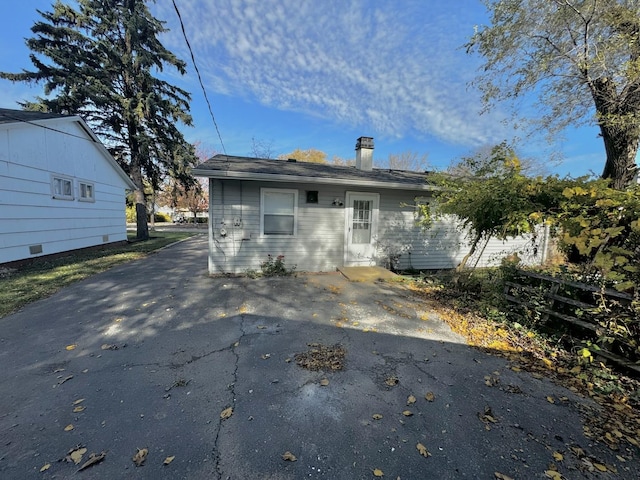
[294,343,346,371]
[409,280,640,452]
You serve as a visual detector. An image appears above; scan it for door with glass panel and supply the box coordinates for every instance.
[345,192,379,265]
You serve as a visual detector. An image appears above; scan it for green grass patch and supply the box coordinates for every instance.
[0,231,195,318]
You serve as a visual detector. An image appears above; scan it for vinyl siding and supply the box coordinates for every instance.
[205,180,545,274]
[0,118,130,263]
[208,179,346,273]
[375,190,544,270]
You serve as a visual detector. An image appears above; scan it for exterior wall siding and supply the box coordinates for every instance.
[206,180,545,274]
[375,190,543,270]
[0,118,130,264]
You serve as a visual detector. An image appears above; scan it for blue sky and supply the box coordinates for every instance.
[0,0,615,175]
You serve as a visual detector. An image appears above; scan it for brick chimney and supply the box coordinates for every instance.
[355,136,374,171]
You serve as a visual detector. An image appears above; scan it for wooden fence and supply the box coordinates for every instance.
[504,269,639,375]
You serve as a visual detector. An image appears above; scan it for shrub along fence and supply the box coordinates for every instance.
[504,269,639,375]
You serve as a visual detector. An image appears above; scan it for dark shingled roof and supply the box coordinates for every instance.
[193,154,436,191]
[0,108,71,125]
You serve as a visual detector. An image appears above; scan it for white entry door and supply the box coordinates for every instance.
[345,192,379,265]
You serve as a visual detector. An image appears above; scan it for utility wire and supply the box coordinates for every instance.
[171,0,227,157]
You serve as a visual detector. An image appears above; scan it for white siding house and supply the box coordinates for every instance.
[0,108,135,264]
[193,137,546,275]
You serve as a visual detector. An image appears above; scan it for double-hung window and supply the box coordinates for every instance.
[261,188,298,236]
[51,175,74,200]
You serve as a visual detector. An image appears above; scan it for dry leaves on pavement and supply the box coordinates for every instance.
[282,451,297,462]
[78,451,106,472]
[294,343,346,371]
[132,448,148,467]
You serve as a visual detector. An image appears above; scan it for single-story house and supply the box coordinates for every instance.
[193,137,547,275]
[0,108,135,264]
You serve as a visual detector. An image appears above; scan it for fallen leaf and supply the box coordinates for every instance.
[73,406,86,413]
[40,463,51,472]
[67,447,87,465]
[553,451,564,461]
[65,344,77,351]
[478,406,498,424]
[64,424,74,431]
[544,470,562,479]
[384,376,398,386]
[257,325,267,329]
[78,451,106,471]
[416,443,431,457]
[233,341,239,347]
[282,451,297,462]
[72,398,85,405]
[570,446,585,457]
[220,407,233,420]
[495,473,514,480]
[58,375,74,385]
[320,378,329,386]
[425,392,435,402]
[163,456,175,465]
[402,410,413,417]
[261,353,271,360]
[593,463,607,472]
[132,448,148,467]
[546,396,555,404]
[372,414,383,420]
[373,468,384,477]
[407,395,416,405]
[510,366,521,372]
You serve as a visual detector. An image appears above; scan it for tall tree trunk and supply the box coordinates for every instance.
[130,167,149,241]
[127,115,148,240]
[592,78,640,189]
[600,122,640,190]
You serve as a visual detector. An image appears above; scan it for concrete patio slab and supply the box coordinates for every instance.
[337,265,397,282]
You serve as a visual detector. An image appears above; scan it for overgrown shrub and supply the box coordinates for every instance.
[153,212,171,222]
[125,205,136,223]
[246,254,296,278]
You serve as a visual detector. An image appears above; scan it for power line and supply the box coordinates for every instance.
[171,0,227,156]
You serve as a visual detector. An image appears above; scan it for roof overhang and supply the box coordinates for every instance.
[192,168,439,192]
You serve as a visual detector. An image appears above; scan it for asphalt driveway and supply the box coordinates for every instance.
[0,236,636,479]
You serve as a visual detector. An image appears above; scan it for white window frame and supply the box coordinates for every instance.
[260,188,298,237]
[78,181,95,202]
[51,174,74,200]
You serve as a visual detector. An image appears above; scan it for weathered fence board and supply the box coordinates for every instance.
[504,270,639,375]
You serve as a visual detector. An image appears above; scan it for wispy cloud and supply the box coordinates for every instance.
[156,0,505,148]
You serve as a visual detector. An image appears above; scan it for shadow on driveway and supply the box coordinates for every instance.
[0,236,636,479]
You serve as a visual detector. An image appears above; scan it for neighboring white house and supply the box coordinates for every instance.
[0,108,135,264]
[193,137,547,275]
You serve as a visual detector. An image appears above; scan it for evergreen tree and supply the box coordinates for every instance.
[1,0,197,239]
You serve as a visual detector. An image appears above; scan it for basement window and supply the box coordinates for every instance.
[51,175,74,200]
[78,181,95,202]
[261,188,298,236]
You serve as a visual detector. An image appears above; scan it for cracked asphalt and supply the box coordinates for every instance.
[1,235,638,479]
